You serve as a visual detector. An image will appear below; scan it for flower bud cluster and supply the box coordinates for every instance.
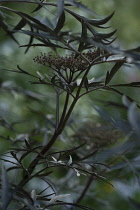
[33,49,101,71]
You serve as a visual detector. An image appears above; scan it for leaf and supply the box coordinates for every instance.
[0,17,19,44]
[87,12,114,26]
[95,30,117,39]
[74,168,81,177]
[32,0,44,13]
[0,6,53,33]
[128,102,140,137]
[24,25,34,53]
[78,20,87,52]
[19,150,32,162]
[36,171,53,177]
[66,155,72,166]
[49,194,71,204]
[13,18,27,31]
[59,143,86,159]
[111,82,140,88]
[6,166,21,172]
[79,150,98,161]
[51,75,57,86]
[1,164,12,209]
[84,77,89,91]
[105,61,124,85]
[104,86,139,106]
[57,0,64,18]
[10,151,18,161]
[122,95,131,108]
[66,0,99,17]
[54,11,65,33]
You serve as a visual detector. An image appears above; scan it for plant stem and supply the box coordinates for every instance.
[56,89,60,130]
[75,175,94,204]
[18,95,77,187]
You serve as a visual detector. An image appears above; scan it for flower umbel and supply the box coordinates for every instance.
[33,49,103,72]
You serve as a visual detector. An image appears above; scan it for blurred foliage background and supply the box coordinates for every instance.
[0,0,140,209]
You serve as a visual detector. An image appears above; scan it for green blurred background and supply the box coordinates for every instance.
[0,0,140,209]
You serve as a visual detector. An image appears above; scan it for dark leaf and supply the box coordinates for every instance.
[13,18,27,31]
[127,46,140,53]
[19,151,32,162]
[46,201,94,209]
[105,61,124,85]
[1,164,12,209]
[79,150,98,161]
[36,171,53,177]
[20,41,66,49]
[58,143,86,160]
[128,102,140,137]
[24,25,34,53]
[104,87,139,106]
[95,30,117,39]
[32,0,44,13]
[17,65,38,79]
[0,6,53,33]
[51,75,57,86]
[87,12,115,26]
[10,151,18,161]
[0,12,19,44]
[78,20,87,52]
[54,11,65,33]
[57,0,64,18]
[66,0,99,17]
[7,166,21,172]
[111,81,140,88]
[84,77,89,91]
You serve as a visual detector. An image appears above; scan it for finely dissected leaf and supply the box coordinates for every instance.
[128,102,140,137]
[66,0,99,17]
[57,0,64,18]
[125,46,140,61]
[86,23,116,43]
[84,77,89,91]
[105,61,124,85]
[0,14,19,44]
[17,65,38,79]
[86,12,115,26]
[126,46,140,53]
[36,171,53,177]
[32,0,44,13]
[59,143,86,159]
[10,151,18,162]
[66,155,72,166]
[47,201,94,209]
[20,39,66,49]
[24,25,34,53]
[111,81,140,88]
[122,95,131,108]
[78,20,87,52]
[0,6,54,34]
[104,86,138,104]
[16,30,57,41]
[6,166,21,172]
[19,150,33,162]
[13,18,27,31]
[48,194,71,204]
[95,30,117,39]
[1,164,12,209]
[79,150,98,161]
[54,11,65,33]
